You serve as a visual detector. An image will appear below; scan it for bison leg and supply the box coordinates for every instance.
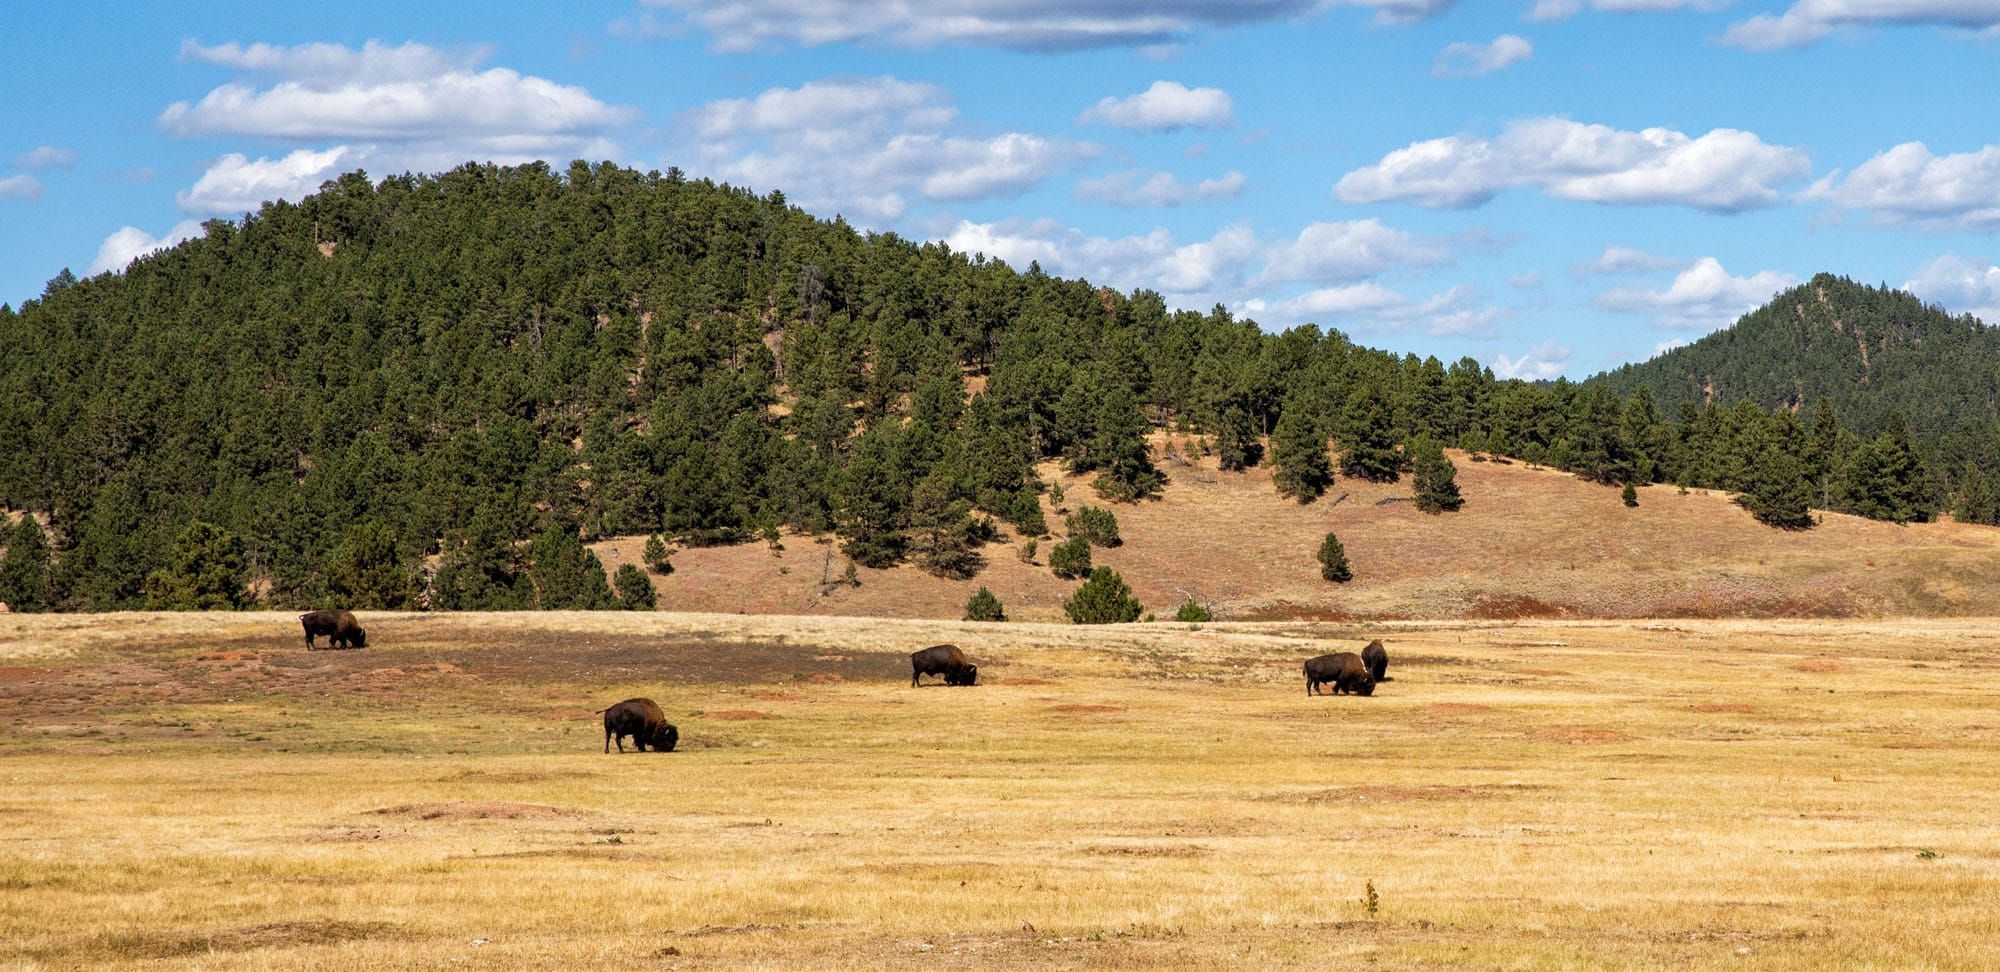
[911,669,920,688]
[604,728,611,754]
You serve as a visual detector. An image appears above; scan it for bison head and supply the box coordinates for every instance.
[653,724,679,752]
[946,664,978,686]
[1354,674,1375,697]
[349,628,367,648]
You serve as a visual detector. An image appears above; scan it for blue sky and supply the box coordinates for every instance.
[5,0,2000,378]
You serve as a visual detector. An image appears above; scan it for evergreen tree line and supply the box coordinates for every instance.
[0,162,1983,611]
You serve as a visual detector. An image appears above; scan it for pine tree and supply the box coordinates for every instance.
[1954,465,1999,526]
[524,525,616,609]
[835,423,908,568]
[1049,535,1093,579]
[1621,481,1639,508]
[1339,384,1402,483]
[1833,421,1933,524]
[144,521,251,610]
[0,517,54,612]
[612,563,657,610]
[1270,398,1332,502]
[1409,435,1463,513]
[909,470,979,579]
[1063,566,1142,624]
[430,509,531,610]
[1005,488,1048,536]
[1215,405,1261,471]
[642,534,674,574]
[1088,385,1164,502]
[964,586,1005,621]
[323,521,416,609]
[1317,532,1352,583]
[1739,444,1815,530]
[1065,506,1122,547]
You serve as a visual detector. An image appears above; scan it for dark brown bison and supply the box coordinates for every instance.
[1361,639,1390,683]
[300,609,365,650]
[1304,652,1374,697]
[601,698,678,753]
[911,644,977,687]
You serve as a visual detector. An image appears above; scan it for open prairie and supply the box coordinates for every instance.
[593,445,2000,622]
[4,611,1998,969]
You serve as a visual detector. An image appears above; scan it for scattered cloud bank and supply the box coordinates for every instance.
[1337,117,1810,212]
[1594,257,1795,329]
[13,146,76,170]
[1527,0,1729,23]
[1433,34,1533,77]
[0,175,43,201]
[1078,81,1234,131]
[626,0,1450,52]
[1575,245,1687,276]
[1077,169,1246,206]
[88,220,204,274]
[1721,0,2000,50]
[1490,339,1572,380]
[686,76,1091,222]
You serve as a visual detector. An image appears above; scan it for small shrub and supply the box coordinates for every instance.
[964,586,1006,622]
[1049,480,1067,513]
[1064,566,1142,624]
[1018,538,1038,564]
[1049,536,1093,579]
[1318,532,1352,583]
[1065,505,1122,547]
[1174,599,1212,623]
[1622,481,1639,507]
[1362,880,1379,918]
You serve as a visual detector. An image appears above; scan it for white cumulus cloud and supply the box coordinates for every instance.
[1529,0,1731,23]
[88,220,205,275]
[179,38,488,82]
[1433,34,1533,77]
[1077,169,1245,206]
[1595,257,1795,329]
[688,76,1091,223]
[1802,141,2000,228]
[0,175,43,201]
[1575,245,1687,275]
[1721,0,2000,50]
[1256,219,1451,285]
[1490,339,1573,380]
[13,146,76,170]
[1078,81,1234,131]
[1903,254,2000,324]
[1335,117,1809,212]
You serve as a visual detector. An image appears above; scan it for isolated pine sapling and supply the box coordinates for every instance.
[1064,566,1143,624]
[642,534,674,575]
[1622,481,1639,507]
[1408,435,1463,514]
[1049,536,1093,579]
[1066,505,1122,547]
[612,563,656,610]
[1318,532,1353,583]
[1018,537,1038,564]
[964,586,1006,622]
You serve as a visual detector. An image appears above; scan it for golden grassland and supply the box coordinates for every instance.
[592,444,2000,622]
[3,611,1999,969]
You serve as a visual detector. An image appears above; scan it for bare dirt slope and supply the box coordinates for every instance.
[3,611,1998,969]
[594,443,2000,621]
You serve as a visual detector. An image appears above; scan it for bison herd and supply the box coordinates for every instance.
[287,614,1396,755]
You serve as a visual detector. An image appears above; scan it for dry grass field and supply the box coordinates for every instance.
[4,611,1999,969]
[593,444,2000,622]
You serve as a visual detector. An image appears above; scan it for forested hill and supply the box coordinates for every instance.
[1593,275,2000,482]
[0,162,1989,613]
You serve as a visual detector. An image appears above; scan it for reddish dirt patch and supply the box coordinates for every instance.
[1050,704,1123,714]
[370,802,581,821]
[750,691,806,701]
[1423,703,1497,717]
[1691,703,1757,714]
[1237,602,1360,622]
[705,710,770,720]
[1468,595,1573,619]
[1530,728,1633,744]
[0,666,44,682]
[1271,784,1541,804]
[1516,668,1575,677]
[1793,660,1848,673]
[300,827,410,843]
[196,650,258,663]
[1003,677,1056,685]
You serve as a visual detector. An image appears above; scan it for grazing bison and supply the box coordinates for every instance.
[601,698,679,753]
[300,609,366,650]
[1361,639,1390,683]
[1304,652,1374,697]
[911,644,978,687]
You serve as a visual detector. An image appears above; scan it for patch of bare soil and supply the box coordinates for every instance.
[1468,595,1575,619]
[1793,660,1848,673]
[703,710,770,720]
[370,801,582,821]
[1691,703,1758,714]
[299,827,411,843]
[1080,842,1211,858]
[1422,703,1497,717]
